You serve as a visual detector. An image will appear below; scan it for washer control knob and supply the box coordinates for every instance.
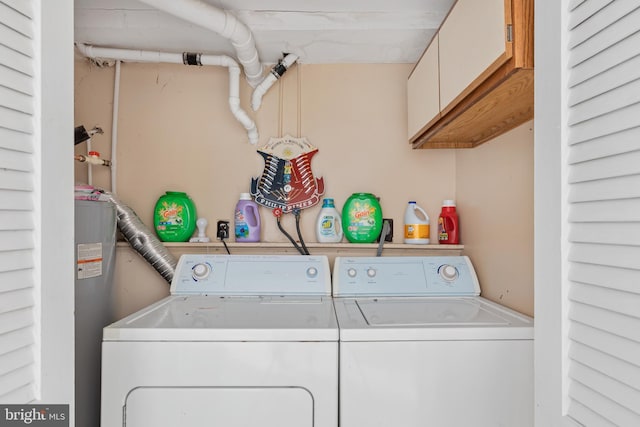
[306,267,318,278]
[192,263,211,281]
[347,268,358,278]
[367,268,377,278]
[439,264,458,281]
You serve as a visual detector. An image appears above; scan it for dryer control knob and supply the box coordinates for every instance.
[306,267,318,278]
[347,268,358,278]
[192,263,211,281]
[367,268,377,278]
[439,264,458,281]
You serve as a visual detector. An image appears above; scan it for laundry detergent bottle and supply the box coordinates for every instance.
[154,191,197,242]
[404,201,430,244]
[316,198,343,243]
[342,193,383,243]
[438,199,460,244]
[234,193,261,242]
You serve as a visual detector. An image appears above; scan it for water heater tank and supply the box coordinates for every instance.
[74,198,116,427]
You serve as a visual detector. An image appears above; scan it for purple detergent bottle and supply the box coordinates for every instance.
[234,193,261,242]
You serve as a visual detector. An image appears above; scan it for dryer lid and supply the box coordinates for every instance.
[104,295,339,342]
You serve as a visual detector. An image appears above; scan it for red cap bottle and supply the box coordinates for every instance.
[438,200,459,244]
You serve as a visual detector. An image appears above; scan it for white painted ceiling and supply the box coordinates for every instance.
[74,0,456,65]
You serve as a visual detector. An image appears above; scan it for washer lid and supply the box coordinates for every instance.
[104,295,339,342]
[334,297,533,341]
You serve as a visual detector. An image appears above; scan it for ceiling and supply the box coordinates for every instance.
[74,0,456,65]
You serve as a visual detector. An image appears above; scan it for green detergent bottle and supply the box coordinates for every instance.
[342,193,383,243]
[154,191,197,242]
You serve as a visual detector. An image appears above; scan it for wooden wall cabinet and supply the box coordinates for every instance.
[407,35,440,139]
[408,0,533,149]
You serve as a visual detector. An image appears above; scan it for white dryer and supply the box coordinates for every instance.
[101,254,338,427]
[333,256,533,427]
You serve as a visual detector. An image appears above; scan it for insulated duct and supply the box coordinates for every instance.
[137,0,263,88]
[76,44,259,145]
[103,193,177,284]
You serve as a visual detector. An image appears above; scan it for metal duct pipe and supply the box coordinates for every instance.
[76,44,259,145]
[137,0,263,88]
[103,193,177,284]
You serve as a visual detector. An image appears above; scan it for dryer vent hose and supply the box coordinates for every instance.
[104,193,177,284]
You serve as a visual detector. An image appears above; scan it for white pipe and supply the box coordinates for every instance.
[77,44,259,145]
[222,64,259,144]
[251,53,299,111]
[87,138,93,185]
[111,60,121,193]
[76,44,183,63]
[75,154,111,166]
[280,54,299,73]
[137,0,263,88]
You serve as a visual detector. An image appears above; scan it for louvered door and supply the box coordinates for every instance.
[0,0,37,403]
[565,0,640,425]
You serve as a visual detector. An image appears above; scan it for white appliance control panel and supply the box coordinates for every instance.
[171,254,331,296]
[333,256,481,297]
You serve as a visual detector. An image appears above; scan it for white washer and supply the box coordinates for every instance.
[101,255,338,427]
[333,256,533,427]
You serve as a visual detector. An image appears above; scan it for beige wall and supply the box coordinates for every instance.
[456,122,534,315]
[74,59,533,317]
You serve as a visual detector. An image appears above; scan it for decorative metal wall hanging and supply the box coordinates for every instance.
[251,135,324,213]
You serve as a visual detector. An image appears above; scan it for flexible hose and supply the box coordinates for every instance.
[294,210,310,255]
[103,192,177,283]
[276,216,306,255]
[376,220,392,257]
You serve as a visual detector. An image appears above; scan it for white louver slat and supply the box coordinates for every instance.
[566,1,640,424]
[0,0,37,403]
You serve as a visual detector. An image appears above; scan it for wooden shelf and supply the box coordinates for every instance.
[116,241,464,261]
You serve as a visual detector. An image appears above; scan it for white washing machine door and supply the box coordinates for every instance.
[334,296,533,341]
[125,387,312,427]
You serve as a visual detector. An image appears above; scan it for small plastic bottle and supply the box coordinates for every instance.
[316,198,343,243]
[404,201,430,244]
[234,193,261,242]
[438,200,460,244]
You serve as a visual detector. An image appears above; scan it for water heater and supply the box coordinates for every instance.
[74,198,116,427]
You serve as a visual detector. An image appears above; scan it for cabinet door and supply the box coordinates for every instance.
[407,34,439,141]
[439,0,511,113]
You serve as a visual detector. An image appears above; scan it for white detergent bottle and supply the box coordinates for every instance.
[316,198,343,243]
[404,201,430,244]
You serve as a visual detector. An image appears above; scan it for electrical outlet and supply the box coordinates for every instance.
[384,218,394,242]
[377,218,394,242]
[216,220,230,240]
